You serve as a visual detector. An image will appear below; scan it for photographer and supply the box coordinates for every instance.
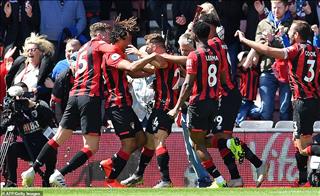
[0,82,57,187]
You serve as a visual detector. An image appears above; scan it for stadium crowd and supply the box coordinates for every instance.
[0,0,320,189]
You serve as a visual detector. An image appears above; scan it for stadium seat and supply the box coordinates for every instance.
[275,121,294,129]
[239,120,274,129]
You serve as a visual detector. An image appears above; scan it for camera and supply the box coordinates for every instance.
[1,87,31,129]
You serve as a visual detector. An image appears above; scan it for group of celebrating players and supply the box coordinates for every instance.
[17,0,320,189]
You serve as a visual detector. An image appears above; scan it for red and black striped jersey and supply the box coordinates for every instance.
[103,45,132,108]
[69,38,109,97]
[285,42,320,100]
[208,37,235,96]
[186,45,222,104]
[237,66,260,101]
[153,62,180,111]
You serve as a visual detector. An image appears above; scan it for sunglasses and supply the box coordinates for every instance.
[26,48,39,52]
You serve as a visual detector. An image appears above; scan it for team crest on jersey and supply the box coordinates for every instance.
[130,121,135,130]
[152,117,159,131]
[111,53,121,61]
[31,110,38,118]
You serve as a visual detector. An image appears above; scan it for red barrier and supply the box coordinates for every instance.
[1,132,299,187]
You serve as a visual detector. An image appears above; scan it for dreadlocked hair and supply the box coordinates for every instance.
[110,16,140,44]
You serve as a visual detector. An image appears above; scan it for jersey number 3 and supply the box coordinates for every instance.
[304,59,315,82]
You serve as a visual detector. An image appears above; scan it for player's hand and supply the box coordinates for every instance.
[262,30,274,43]
[234,30,246,42]
[4,1,12,18]
[167,108,178,119]
[125,45,141,56]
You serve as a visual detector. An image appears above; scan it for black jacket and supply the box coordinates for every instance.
[5,55,54,103]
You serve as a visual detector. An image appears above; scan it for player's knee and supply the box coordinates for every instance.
[121,139,138,153]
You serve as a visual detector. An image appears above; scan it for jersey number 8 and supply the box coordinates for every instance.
[208,64,217,87]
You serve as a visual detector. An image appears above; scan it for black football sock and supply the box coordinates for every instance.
[33,139,59,171]
[156,147,171,182]
[241,141,262,168]
[60,147,93,176]
[136,147,154,176]
[108,149,130,180]
[295,151,308,183]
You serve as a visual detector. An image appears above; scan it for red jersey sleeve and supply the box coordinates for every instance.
[106,52,124,69]
[186,52,197,75]
[97,41,110,53]
[285,43,300,60]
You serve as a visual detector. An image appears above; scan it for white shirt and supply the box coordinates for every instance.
[129,75,155,121]
[14,64,39,90]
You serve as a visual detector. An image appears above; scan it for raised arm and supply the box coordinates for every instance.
[161,53,188,66]
[235,30,286,60]
[117,53,157,72]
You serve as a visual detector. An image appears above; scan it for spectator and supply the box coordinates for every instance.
[1,0,40,58]
[51,39,81,81]
[245,0,271,41]
[5,33,55,104]
[311,24,320,47]
[254,0,293,121]
[288,0,319,25]
[38,0,86,62]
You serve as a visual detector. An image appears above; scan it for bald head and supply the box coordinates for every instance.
[65,39,81,60]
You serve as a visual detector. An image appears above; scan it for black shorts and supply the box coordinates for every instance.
[106,106,143,139]
[293,98,320,139]
[60,96,102,135]
[187,99,218,131]
[212,88,242,134]
[146,109,174,134]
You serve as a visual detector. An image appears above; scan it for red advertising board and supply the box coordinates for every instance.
[1,132,301,187]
